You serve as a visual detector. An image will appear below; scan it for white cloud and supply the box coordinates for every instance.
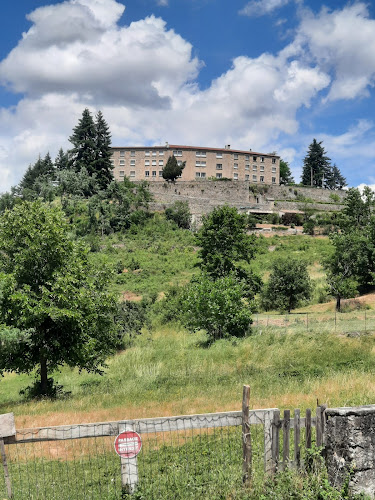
[289,3,375,101]
[239,0,291,17]
[157,0,169,6]
[3,0,375,191]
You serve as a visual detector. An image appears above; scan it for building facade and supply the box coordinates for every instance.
[111,144,280,184]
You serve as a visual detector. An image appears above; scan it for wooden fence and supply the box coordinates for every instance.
[0,389,327,498]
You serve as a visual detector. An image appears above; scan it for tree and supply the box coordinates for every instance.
[0,201,118,395]
[54,148,69,172]
[301,139,331,187]
[197,205,255,277]
[69,108,97,179]
[93,111,114,191]
[183,274,253,342]
[279,159,294,185]
[262,258,312,312]
[165,201,191,229]
[162,155,185,182]
[19,153,55,196]
[325,165,347,190]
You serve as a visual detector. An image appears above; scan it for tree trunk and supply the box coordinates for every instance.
[40,356,48,395]
[336,295,341,312]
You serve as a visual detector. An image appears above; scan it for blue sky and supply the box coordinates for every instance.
[1,0,375,191]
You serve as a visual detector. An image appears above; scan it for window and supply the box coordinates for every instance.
[145,171,150,177]
[260,176,264,183]
[119,170,125,177]
[130,171,135,177]
[234,153,238,160]
[272,167,276,173]
[145,160,150,166]
[119,160,125,166]
[216,164,223,170]
[253,155,257,162]
[119,150,125,157]
[145,151,150,157]
[245,174,249,181]
[173,150,182,156]
[233,173,238,180]
[201,172,206,178]
[152,160,157,166]
[253,165,257,171]
[196,172,201,178]
[245,164,250,170]
[216,152,223,158]
[130,159,135,166]
[152,151,157,156]
[245,155,249,161]
[252,175,257,181]
[130,151,135,157]
[261,156,265,162]
[159,150,164,156]
[159,160,164,166]
[216,173,222,179]
[196,172,206,178]
[159,171,163,177]
[272,158,276,164]
[196,161,206,167]
[152,171,157,177]
[234,163,238,169]
[260,166,264,172]
[196,151,206,157]
[272,177,276,184]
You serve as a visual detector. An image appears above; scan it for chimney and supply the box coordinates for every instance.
[165,142,169,148]
[225,144,231,150]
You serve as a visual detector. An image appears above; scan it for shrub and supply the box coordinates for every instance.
[165,201,192,229]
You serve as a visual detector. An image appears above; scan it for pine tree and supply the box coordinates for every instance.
[68,108,97,177]
[93,111,113,191]
[54,148,69,171]
[301,139,331,187]
[19,153,55,192]
[325,164,347,190]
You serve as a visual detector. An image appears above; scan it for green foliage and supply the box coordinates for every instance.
[162,155,186,182]
[301,139,346,190]
[183,274,253,341]
[196,205,258,279]
[0,201,118,395]
[165,201,192,229]
[279,159,294,185]
[262,257,313,312]
[303,219,315,235]
[329,193,340,203]
[115,300,150,346]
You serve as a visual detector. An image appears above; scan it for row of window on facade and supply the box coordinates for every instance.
[116,149,276,163]
[118,170,276,183]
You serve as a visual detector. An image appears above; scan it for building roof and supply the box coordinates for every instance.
[111,144,279,158]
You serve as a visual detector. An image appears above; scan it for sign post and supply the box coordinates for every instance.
[0,413,15,499]
[115,426,142,494]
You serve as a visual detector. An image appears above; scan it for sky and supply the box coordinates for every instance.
[1,0,375,191]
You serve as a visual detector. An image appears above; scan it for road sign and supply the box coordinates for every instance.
[114,430,142,459]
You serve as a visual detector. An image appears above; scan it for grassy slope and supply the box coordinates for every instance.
[2,218,373,429]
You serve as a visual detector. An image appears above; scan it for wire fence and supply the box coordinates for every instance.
[253,308,375,335]
[1,411,271,500]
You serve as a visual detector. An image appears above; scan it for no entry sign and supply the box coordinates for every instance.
[114,430,142,459]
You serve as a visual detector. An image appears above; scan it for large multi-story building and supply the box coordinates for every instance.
[111,144,280,184]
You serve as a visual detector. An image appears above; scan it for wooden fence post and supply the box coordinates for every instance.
[316,406,322,447]
[282,410,290,470]
[119,425,139,494]
[271,411,280,474]
[294,409,301,468]
[242,385,252,486]
[305,409,312,449]
[264,410,275,474]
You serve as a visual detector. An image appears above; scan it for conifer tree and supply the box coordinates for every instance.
[68,108,97,177]
[162,155,185,182]
[301,139,331,187]
[54,148,69,171]
[93,110,113,190]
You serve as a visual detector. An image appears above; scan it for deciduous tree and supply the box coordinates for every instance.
[0,201,118,396]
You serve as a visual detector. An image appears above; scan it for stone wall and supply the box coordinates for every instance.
[325,405,375,497]
[143,181,346,219]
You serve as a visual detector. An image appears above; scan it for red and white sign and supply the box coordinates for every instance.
[114,431,142,459]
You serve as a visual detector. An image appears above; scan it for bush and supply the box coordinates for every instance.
[165,201,191,229]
